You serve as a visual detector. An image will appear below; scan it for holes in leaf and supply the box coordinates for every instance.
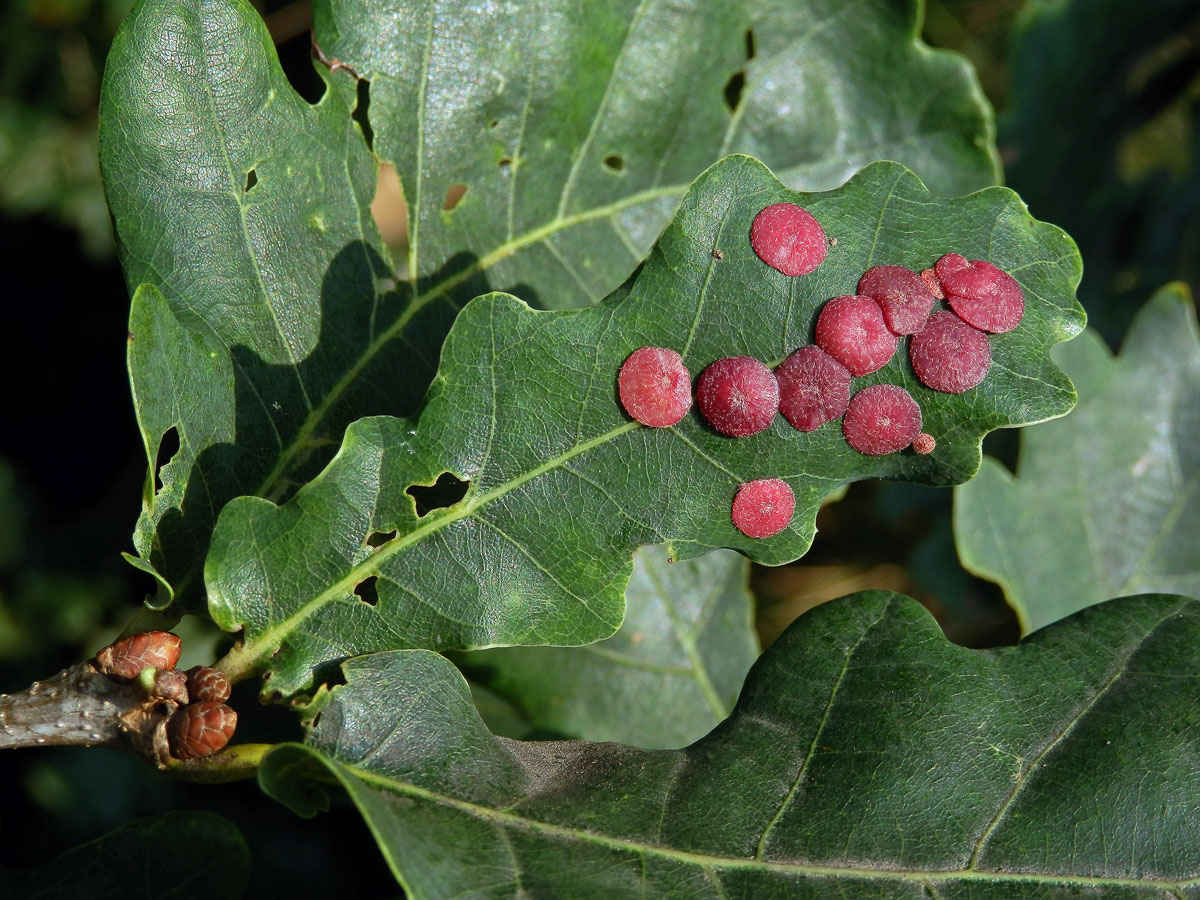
[277,32,327,105]
[744,28,756,60]
[354,575,379,606]
[498,157,512,175]
[443,183,467,211]
[352,79,374,152]
[244,169,258,192]
[723,70,746,112]
[154,427,180,493]
[407,472,470,516]
[488,118,500,129]
[366,529,397,548]
[603,154,625,173]
[372,162,408,251]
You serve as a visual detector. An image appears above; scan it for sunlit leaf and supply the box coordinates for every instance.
[955,284,1200,633]
[207,155,1083,695]
[261,591,1200,898]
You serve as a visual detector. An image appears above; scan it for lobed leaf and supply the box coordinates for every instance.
[101,0,998,609]
[102,0,397,607]
[315,0,1000,310]
[207,155,1084,695]
[457,545,757,749]
[260,591,1200,899]
[955,284,1200,634]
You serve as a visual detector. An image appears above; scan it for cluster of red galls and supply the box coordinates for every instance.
[617,202,1025,540]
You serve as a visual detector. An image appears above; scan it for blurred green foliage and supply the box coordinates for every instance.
[0,0,133,258]
[929,0,1200,345]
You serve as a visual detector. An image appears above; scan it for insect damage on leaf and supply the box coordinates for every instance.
[750,202,828,276]
[618,347,693,427]
[731,478,795,538]
[205,158,1082,695]
[843,384,923,456]
[696,356,779,437]
[815,295,899,376]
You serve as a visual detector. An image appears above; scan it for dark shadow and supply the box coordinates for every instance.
[407,472,469,516]
[148,240,494,612]
[276,29,327,105]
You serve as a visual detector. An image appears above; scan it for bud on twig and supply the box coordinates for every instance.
[168,702,238,759]
[95,631,182,680]
[1,631,238,768]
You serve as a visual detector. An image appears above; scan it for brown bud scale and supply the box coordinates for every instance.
[150,669,189,704]
[95,632,182,681]
[185,666,232,703]
[167,701,237,759]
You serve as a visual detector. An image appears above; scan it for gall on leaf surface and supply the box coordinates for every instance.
[102,0,997,610]
[206,156,1084,696]
[955,284,1200,634]
[259,592,1200,899]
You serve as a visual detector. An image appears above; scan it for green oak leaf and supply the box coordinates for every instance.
[260,591,1200,898]
[0,811,250,900]
[101,0,997,609]
[314,0,999,310]
[208,155,1083,695]
[954,284,1200,634]
[456,545,757,749]
[102,0,398,608]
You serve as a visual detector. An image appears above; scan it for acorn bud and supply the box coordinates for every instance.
[184,666,231,704]
[167,701,237,760]
[95,631,182,681]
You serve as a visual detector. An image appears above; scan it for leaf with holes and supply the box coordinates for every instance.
[456,545,757,749]
[955,284,1200,634]
[101,0,996,609]
[103,0,400,609]
[207,155,1083,695]
[315,0,998,311]
[259,591,1200,899]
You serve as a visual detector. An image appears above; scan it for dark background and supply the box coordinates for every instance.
[1,0,1196,894]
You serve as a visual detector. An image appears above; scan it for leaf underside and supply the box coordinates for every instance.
[457,545,758,749]
[206,154,1083,696]
[100,0,998,609]
[955,284,1200,634]
[260,591,1200,899]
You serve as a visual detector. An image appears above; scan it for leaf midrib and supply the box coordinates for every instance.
[334,757,1199,892]
[196,8,312,409]
[223,420,639,678]
[251,181,688,500]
